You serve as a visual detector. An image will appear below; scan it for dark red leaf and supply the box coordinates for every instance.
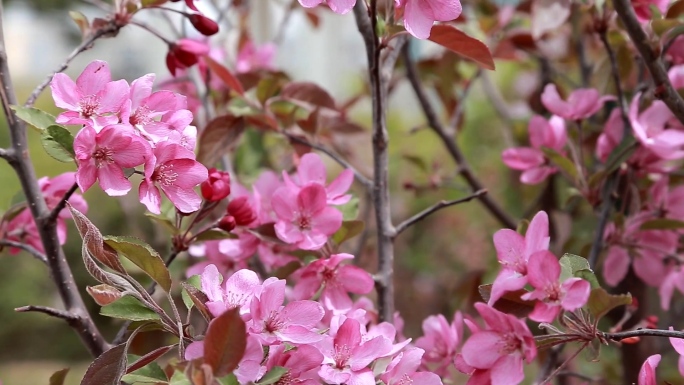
[478,284,535,318]
[203,55,245,95]
[80,343,127,385]
[204,308,247,377]
[197,115,246,167]
[281,82,336,110]
[126,344,176,374]
[428,25,495,70]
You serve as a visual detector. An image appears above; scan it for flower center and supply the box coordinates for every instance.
[498,332,522,355]
[297,214,312,230]
[79,95,100,118]
[333,344,352,369]
[395,374,413,385]
[93,147,114,168]
[275,371,294,385]
[130,105,152,126]
[153,164,178,186]
[545,283,562,302]
[265,311,285,333]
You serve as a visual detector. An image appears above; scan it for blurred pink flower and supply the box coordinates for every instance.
[395,0,462,39]
[541,83,614,120]
[236,42,276,73]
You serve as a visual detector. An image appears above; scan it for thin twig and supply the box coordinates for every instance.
[284,133,373,190]
[46,183,79,224]
[613,0,684,124]
[24,22,120,107]
[604,328,684,341]
[0,240,48,264]
[402,45,517,229]
[15,305,79,322]
[0,2,109,357]
[393,189,487,237]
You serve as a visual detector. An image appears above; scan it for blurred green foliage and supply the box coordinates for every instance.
[5,0,77,11]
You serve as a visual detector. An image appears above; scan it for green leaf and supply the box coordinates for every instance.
[540,147,578,182]
[104,235,172,292]
[640,218,684,230]
[144,213,179,235]
[181,275,202,310]
[169,371,191,385]
[204,308,247,377]
[194,228,238,241]
[216,374,239,385]
[332,220,365,246]
[255,367,288,385]
[80,343,128,385]
[587,288,632,321]
[559,253,600,289]
[100,295,161,322]
[603,136,638,174]
[10,105,56,131]
[337,197,359,221]
[49,368,70,385]
[41,125,75,162]
[122,361,168,384]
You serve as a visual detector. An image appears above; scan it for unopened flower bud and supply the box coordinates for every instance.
[166,39,210,76]
[188,14,219,36]
[227,196,256,226]
[218,215,236,232]
[201,168,231,201]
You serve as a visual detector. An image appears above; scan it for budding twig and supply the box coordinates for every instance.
[15,305,79,323]
[0,240,48,264]
[45,182,79,224]
[603,328,684,341]
[393,189,487,237]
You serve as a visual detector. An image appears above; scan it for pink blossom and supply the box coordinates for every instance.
[596,109,623,162]
[396,0,463,39]
[261,344,323,385]
[318,317,392,385]
[629,93,684,160]
[638,354,661,385]
[74,124,150,196]
[380,347,443,385]
[272,184,343,250]
[668,327,684,377]
[234,335,267,384]
[139,141,208,214]
[520,250,590,322]
[293,253,374,312]
[283,153,354,205]
[632,0,669,22]
[502,115,567,185]
[461,303,536,385]
[122,74,183,139]
[252,170,282,224]
[541,83,614,120]
[298,0,357,15]
[186,239,251,277]
[50,60,129,128]
[415,311,464,376]
[236,42,277,73]
[249,277,324,345]
[200,264,259,317]
[489,211,550,306]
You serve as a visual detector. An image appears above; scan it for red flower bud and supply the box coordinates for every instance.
[188,14,219,36]
[201,168,231,201]
[166,39,210,76]
[227,196,256,226]
[218,215,236,232]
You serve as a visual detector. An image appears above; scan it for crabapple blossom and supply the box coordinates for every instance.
[380,347,443,385]
[414,311,464,376]
[73,124,150,196]
[632,0,669,22]
[395,0,463,39]
[261,344,323,385]
[489,210,550,306]
[227,196,257,226]
[50,60,129,128]
[293,253,374,312]
[282,153,354,205]
[249,277,324,345]
[298,0,357,15]
[236,41,277,73]
[541,83,614,120]
[520,250,590,322]
[122,74,182,138]
[461,303,536,385]
[200,264,259,317]
[201,168,231,201]
[272,183,343,250]
[138,141,208,214]
[629,93,684,160]
[638,354,661,385]
[502,115,567,184]
[668,327,684,377]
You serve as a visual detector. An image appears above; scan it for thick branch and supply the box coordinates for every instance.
[353,0,398,323]
[15,305,79,323]
[394,189,487,237]
[402,46,517,229]
[603,328,684,341]
[613,0,684,124]
[0,3,109,356]
[0,239,48,264]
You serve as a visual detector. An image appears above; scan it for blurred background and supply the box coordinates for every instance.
[0,0,642,384]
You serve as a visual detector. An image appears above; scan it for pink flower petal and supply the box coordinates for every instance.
[76,60,111,95]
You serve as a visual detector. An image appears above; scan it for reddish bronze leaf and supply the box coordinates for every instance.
[197,114,246,167]
[281,82,336,110]
[204,308,247,377]
[126,344,176,374]
[80,343,127,385]
[428,25,495,70]
[478,284,535,318]
[203,55,245,95]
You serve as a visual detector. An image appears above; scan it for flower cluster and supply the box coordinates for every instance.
[50,60,208,214]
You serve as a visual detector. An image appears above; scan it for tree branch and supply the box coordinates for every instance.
[402,45,517,229]
[0,2,109,357]
[353,0,400,323]
[603,328,684,341]
[393,189,487,237]
[0,239,48,264]
[46,182,79,224]
[24,22,120,107]
[613,0,684,124]
[15,305,79,323]
[284,133,373,190]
